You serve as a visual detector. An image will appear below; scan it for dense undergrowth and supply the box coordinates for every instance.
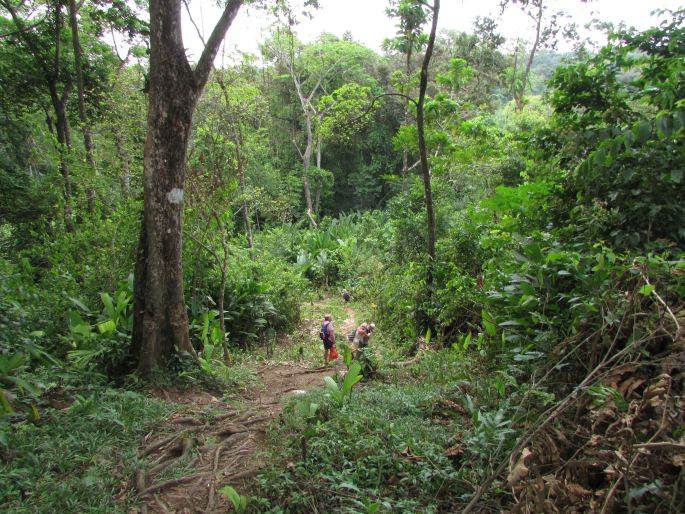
[253,350,506,513]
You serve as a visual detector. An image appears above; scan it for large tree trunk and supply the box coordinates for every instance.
[135,45,197,373]
[132,0,242,374]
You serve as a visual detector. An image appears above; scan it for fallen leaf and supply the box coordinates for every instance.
[397,447,423,462]
[567,483,593,497]
[444,443,463,459]
[507,447,533,487]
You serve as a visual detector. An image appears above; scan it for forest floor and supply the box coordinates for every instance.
[131,297,357,513]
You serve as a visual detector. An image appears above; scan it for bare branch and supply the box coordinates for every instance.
[193,0,243,93]
[183,0,206,46]
[346,92,417,127]
[0,8,49,39]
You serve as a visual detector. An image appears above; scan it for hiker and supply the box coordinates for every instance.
[352,322,375,357]
[319,314,337,364]
[342,289,350,302]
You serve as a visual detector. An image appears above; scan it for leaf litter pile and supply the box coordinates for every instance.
[491,278,685,513]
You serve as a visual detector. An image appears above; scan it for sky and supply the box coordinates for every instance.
[181,0,685,63]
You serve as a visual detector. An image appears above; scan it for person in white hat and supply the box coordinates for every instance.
[352,322,376,357]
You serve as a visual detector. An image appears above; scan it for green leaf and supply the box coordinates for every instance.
[367,502,381,514]
[498,320,521,327]
[100,293,116,321]
[324,376,343,405]
[339,481,361,492]
[656,115,674,138]
[0,390,14,413]
[218,485,247,512]
[481,310,497,337]
[0,354,27,375]
[5,375,42,396]
[342,362,363,397]
[343,345,353,368]
[638,284,654,296]
[96,320,116,334]
[462,331,472,350]
[634,121,651,143]
[69,297,91,313]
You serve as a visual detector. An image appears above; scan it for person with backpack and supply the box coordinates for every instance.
[319,314,337,364]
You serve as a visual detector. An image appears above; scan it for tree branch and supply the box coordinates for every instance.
[183,0,206,46]
[346,92,417,127]
[193,0,243,92]
[0,8,49,39]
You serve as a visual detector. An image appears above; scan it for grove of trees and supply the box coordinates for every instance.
[1,0,683,512]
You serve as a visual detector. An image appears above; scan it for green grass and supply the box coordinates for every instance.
[0,388,176,513]
[250,348,497,513]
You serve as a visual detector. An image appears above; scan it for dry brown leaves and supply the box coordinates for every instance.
[506,353,685,514]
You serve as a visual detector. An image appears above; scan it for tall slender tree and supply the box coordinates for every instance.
[132,0,243,374]
[67,0,97,211]
[384,0,427,191]
[1,0,75,230]
[416,0,439,302]
[501,0,581,110]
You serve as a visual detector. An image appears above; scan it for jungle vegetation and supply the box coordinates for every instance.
[1,0,683,512]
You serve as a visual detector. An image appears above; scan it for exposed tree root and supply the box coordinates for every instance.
[132,354,340,512]
[153,494,170,513]
[139,474,203,497]
[135,468,146,494]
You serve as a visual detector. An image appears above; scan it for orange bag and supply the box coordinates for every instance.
[329,345,339,360]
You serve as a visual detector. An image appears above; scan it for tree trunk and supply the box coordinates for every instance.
[132,0,243,374]
[302,110,317,226]
[227,101,255,259]
[114,132,131,196]
[516,3,543,111]
[401,47,413,192]
[216,217,230,362]
[49,80,74,232]
[113,57,132,196]
[67,0,97,212]
[135,63,197,373]
[218,269,229,362]
[314,136,322,214]
[416,0,439,329]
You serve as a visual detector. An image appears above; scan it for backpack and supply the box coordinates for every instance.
[319,321,330,342]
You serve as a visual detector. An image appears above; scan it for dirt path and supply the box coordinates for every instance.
[132,303,356,513]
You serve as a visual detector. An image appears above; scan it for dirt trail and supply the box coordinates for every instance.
[132,304,356,513]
